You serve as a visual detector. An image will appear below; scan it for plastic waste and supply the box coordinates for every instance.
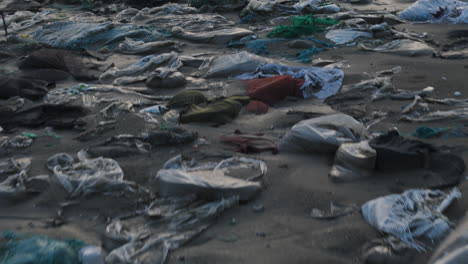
[401,108,468,123]
[155,155,267,202]
[31,22,169,50]
[362,188,461,251]
[267,15,339,38]
[0,135,33,155]
[118,38,179,54]
[46,151,141,198]
[236,63,344,100]
[0,233,90,264]
[294,0,340,13]
[361,236,414,264]
[79,246,105,264]
[87,128,198,158]
[360,39,435,57]
[105,196,238,264]
[172,26,254,44]
[201,51,272,78]
[325,29,373,45]
[279,114,367,153]
[429,214,468,264]
[244,0,278,13]
[329,141,376,182]
[100,52,182,84]
[399,0,468,24]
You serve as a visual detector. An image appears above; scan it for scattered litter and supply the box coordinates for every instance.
[362,188,461,250]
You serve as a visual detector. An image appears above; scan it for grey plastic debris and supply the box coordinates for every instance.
[100,52,182,85]
[279,114,367,153]
[329,141,376,182]
[325,29,373,45]
[401,108,468,123]
[172,26,254,44]
[399,0,468,24]
[79,246,106,264]
[105,196,238,264]
[100,101,134,120]
[118,38,179,54]
[362,188,461,250]
[360,39,435,57]
[155,155,267,202]
[47,151,141,198]
[0,135,33,155]
[201,51,272,78]
[429,214,468,264]
[362,236,414,264]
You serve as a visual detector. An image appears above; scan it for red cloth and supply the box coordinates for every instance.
[244,75,304,105]
[246,100,269,114]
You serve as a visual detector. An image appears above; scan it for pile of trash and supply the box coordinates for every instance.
[0,0,467,263]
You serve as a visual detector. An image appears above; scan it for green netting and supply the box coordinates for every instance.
[0,232,87,264]
[267,15,339,38]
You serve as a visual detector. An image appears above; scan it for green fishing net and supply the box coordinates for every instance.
[267,15,338,38]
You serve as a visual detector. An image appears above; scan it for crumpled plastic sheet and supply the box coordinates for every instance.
[294,0,340,13]
[401,108,468,123]
[46,151,142,198]
[145,14,235,32]
[362,188,461,251]
[118,38,179,54]
[360,39,435,57]
[100,101,134,120]
[399,0,468,24]
[156,155,267,201]
[100,52,182,84]
[279,113,367,153]
[1,11,50,33]
[235,63,344,100]
[172,26,254,44]
[0,135,33,155]
[105,196,239,264]
[325,29,373,45]
[244,0,278,12]
[31,22,170,50]
[200,51,272,78]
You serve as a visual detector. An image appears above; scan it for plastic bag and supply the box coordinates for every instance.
[279,114,367,153]
[31,22,169,50]
[362,188,461,251]
[201,51,272,78]
[360,39,435,57]
[329,141,376,182]
[155,155,267,202]
[118,38,178,54]
[399,0,468,24]
[429,214,468,264]
[172,26,254,44]
[325,29,373,45]
[105,196,238,264]
[100,52,182,84]
[47,151,140,198]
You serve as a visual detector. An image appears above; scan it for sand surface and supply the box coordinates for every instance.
[0,0,467,263]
